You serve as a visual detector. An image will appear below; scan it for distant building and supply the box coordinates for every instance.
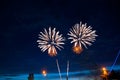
[28,73,34,80]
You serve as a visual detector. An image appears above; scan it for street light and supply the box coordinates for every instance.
[42,69,47,80]
[101,67,108,80]
[102,67,108,75]
[42,70,47,76]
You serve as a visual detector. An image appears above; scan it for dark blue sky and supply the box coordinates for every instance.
[0,0,120,74]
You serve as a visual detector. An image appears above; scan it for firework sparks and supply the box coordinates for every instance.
[68,22,97,54]
[37,27,65,56]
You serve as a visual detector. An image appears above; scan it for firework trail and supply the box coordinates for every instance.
[56,59,62,80]
[66,60,69,80]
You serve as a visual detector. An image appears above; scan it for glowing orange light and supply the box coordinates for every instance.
[48,46,57,56]
[48,49,57,56]
[42,70,47,76]
[102,67,108,76]
[102,67,106,71]
[73,45,83,54]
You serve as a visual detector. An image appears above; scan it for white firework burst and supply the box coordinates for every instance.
[68,22,98,49]
[37,27,65,56]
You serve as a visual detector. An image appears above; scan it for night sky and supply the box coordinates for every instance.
[0,0,120,75]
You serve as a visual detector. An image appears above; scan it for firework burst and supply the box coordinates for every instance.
[68,22,97,54]
[37,27,65,56]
